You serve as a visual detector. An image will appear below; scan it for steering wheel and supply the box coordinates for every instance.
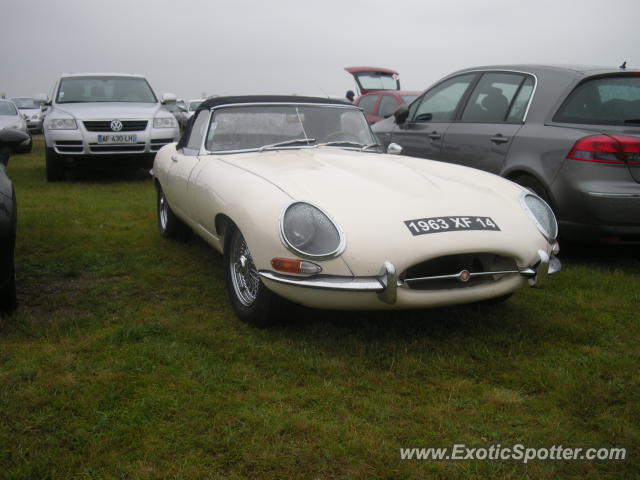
[321,131,361,143]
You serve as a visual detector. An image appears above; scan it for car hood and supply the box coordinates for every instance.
[0,116,22,128]
[220,148,543,272]
[18,108,40,116]
[52,102,163,119]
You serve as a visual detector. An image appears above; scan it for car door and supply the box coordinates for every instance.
[441,72,534,174]
[391,74,477,161]
[357,94,381,124]
[164,109,209,219]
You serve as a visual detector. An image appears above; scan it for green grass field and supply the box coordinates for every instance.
[1,138,638,479]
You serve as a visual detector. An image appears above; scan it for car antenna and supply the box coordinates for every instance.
[619,61,627,69]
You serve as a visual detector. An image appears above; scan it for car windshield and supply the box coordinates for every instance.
[56,76,157,103]
[554,75,640,126]
[11,98,37,108]
[0,101,18,115]
[189,101,203,111]
[205,104,377,153]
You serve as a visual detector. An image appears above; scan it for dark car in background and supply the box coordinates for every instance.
[373,64,640,243]
[0,129,32,314]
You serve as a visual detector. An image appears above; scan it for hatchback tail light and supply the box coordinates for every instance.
[567,134,640,164]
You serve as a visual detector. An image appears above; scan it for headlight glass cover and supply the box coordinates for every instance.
[522,193,558,241]
[153,116,177,128]
[49,118,77,130]
[281,202,344,258]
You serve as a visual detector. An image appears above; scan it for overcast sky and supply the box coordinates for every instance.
[1,0,638,100]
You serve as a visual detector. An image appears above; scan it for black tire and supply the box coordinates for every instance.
[223,225,285,328]
[512,174,551,206]
[0,253,17,316]
[45,147,65,182]
[0,191,17,315]
[156,186,191,240]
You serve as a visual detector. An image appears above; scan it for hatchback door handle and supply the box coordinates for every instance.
[427,132,441,140]
[171,155,179,163]
[490,134,509,144]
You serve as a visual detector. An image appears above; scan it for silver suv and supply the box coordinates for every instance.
[42,73,180,181]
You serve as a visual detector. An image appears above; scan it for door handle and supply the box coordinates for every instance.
[427,132,441,140]
[490,134,509,144]
[171,155,179,163]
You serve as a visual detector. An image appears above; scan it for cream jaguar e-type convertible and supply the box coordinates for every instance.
[152,96,560,326]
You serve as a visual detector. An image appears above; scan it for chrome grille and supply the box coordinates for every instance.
[402,253,519,290]
[83,120,148,132]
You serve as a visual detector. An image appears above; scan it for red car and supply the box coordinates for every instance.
[344,67,419,124]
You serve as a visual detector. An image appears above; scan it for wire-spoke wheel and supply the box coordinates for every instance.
[229,230,260,307]
[156,185,191,240]
[224,225,286,327]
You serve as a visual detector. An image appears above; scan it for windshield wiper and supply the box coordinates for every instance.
[361,143,380,151]
[259,138,316,152]
[623,119,640,124]
[315,141,381,152]
[315,140,365,149]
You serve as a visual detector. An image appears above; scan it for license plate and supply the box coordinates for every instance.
[404,216,500,236]
[97,134,137,144]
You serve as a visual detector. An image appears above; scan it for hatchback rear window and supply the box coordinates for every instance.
[553,75,640,126]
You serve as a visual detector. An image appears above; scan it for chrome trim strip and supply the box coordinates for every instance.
[404,269,524,285]
[586,192,640,199]
[278,200,347,261]
[258,271,384,292]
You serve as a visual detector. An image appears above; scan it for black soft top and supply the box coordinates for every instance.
[178,95,353,149]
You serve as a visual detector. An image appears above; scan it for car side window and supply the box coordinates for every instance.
[461,72,525,123]
[411,74,476,122]
[358,95,379,115]
[184,110,210,154]
[506,76,535,123]
[378,95,400,119]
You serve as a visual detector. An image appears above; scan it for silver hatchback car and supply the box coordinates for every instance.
[42,73,180,181]
[373,65,640,244]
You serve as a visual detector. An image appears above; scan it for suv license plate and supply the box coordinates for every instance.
[97,134,137,144]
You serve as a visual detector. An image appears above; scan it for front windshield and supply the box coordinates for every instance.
[12,98,37,109]
[56,76,157,103]
[0,101,18,115]
[204,104,377,153]
[189,101,203,111]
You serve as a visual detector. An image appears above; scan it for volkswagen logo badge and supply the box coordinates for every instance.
[458,270,471,282]
[110,120,123,132]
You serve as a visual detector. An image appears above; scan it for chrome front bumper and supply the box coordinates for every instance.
[258,249,561,305]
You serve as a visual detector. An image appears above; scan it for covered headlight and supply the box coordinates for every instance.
[280,202,345,258]
[521,193,558,241]
[153,116,177,128]
[49,118,77,130]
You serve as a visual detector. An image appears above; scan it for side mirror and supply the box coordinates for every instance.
[0,129,32,166]
[161,93,177,104]
[386,143,403,155]
[33,93,49,104]
[393,104,409,124]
